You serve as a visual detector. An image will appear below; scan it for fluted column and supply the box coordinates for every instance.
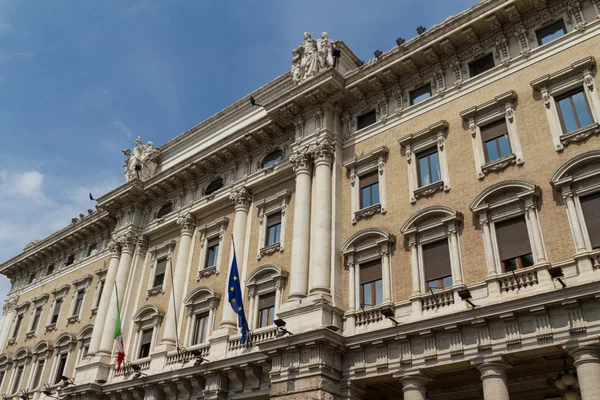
[220,187,251,330]
[309,140,334,296]
[477,361,510,400]
[88,240,121,355]
[480,214,498,276]
[400,375,429,400]
[288,148,313,301]
[564,193,588,253]
[569,346,600,400]
[525,201,546,263]
[98,232,137,355]
[162,213,196,348]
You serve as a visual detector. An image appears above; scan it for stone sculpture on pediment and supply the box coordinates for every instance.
[123,136,161,182]
[292,31,338,86]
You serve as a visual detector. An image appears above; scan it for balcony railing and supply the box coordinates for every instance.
[355,306,384,327]
[498,268,539,292]
[421,288,455,311]
[113,358,151,378]
[165,344,210,366]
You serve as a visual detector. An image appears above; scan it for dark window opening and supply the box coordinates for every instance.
[261,150,283,169]
[481,119,511,162]
[356,110,377,130]
[54,354,68,384]
[556,89,593,133]
[28,273,35,284]
[417,148,441,187]
[206,238,220,268]
[94,280,105,308]
[205,178,224,196]
[156,203,173,219]
[138,328,153,359]
[359,171,380,209]
[12,314,23,339]
[86,243,98,257]
[580,191,600,250]
[258,292,276,328]
[469,53,495,77]
[65,254,75,266]
[265,213,282,246]
[47,265,54,275]
[12,365,24,393]
[409,83,432,106]
[193,313,209,344]
[495,216,534,272]
[51,298,63,324]
[32,359,45,388]
[153,259,167,288]
[31,307,42,332]
[360,260,383,306]
[536,19,567,45]
[72,290,85,317]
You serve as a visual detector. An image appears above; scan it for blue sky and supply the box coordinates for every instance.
[0,0,478,300]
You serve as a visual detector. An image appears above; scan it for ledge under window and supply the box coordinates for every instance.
[45,323,56,332]
[560,122,600,146]
[197,266,217,280]
[146,285,164,299]
[25,331,36,339]
[481,153,517,174]
[67,315,80,325]
[259,242,281,258]
[413,180,444,200]
[354,203,382,222]
[90,306,98,316]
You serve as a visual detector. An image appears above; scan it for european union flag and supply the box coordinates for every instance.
[228,247,249,344]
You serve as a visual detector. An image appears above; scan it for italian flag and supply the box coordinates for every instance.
[114,283,125,372]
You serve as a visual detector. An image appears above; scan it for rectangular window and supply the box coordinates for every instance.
[138,328,153,359]
[417,148,441,187]
[94,280,105,308]
[359,171,380,209]
[72,290,85,317]
[12,365,24,393]
[193,313,209,345]
[409,83,432,106]
[86,243,98,257]
[556,89,593,133]
[12,314,23,339]
[81,345,89,360]
[206,238,220,268]
[356,110,377,131]
[536,19,567,45]
[258,292,276,328]
[360,261,383,306]
[580,191,600,249]
[481,119,511,162]
[65,254,75,266]
[46,265,54,275]
[422,240,453,291]
[32,359,45,388]
[265,213,282,246]
[153,259,167,288]
[495,216,534,272]
[469,53,495,77]
[54,354,67,384]
[31,307,42,332]
[51,298,63,324]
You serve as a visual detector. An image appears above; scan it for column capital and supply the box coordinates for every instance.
[568,345,600,366]
[117,231,137,254]
[289,147,313,174]
[229,187,252,211]
[108,240,121,257]
[177,213,197,235]
[475,359,509,379]
[399,373,430,397]
[136,235,150,254]
[310,139,334,166]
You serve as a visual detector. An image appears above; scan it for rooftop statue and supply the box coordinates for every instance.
[123,136,160,182]
[292,32,338,85]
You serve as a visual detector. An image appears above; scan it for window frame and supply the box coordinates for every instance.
[409,83,432,106]
[67,275,93,324]
[256,190,290,259]
[245,265,287,331]
[132,306,163,361]
[265,213,282,247]
[356,109,377,131]
[555,88,594,133]
[531,56,600,151]
[460,90,524,179]
[48,333,74,388]
[204,177,225,197]
[183,287,219,348]
[468,52,496,78]
[45,284,70,331]
[90,268,107,316]
[256,292,276,328]
[398,120,451,203]
[27,294,49,338]
[197,217,229,278]
[416,147,441,188]
[535,19,567,46]
[259,148,285,170]
[146,240,176,298]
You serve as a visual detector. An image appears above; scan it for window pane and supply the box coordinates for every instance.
[357,110,377,130]
[154,273,164,288]
[537,20,566,45]
[442,275,453,288]
[362,283,372,306]
[374,280,383,305]
[361,186,371,208]
[371,182,380,205]
[207,244,219,267]
[485,139,500,161]
[410,84,432,105]
[261,150,283,168]
[572,91,593,127]
[522,253,534,267]
[497,135,511,158]
[268,306,275,326]
[418,156,431,186]
[427,279,440,291]
[558,97,579,132]
[429,152,440,183]
[260,309,268,328]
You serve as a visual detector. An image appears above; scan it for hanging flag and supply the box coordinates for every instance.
[228,245,249,344]
[114,282,125,372]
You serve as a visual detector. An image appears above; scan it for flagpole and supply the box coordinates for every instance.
[230,234,252,346]
[168,257,181,352]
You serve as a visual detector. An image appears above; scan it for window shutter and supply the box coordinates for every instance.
[267,213,282,227]
[141,329,153,345]
[360,171,379,188]
[360,261,382,284]
[495,216,532,261]
[207,237,219,248]
[480,119,508,142]
[422,240,452,281]
[580,192,600,249]
[258,292,275,309]
[155,259,167,276]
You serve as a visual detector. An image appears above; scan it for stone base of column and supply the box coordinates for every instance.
[270,375,340,400]
[574,253,595,276]
[73,353,113,385]
[277,297,340,335]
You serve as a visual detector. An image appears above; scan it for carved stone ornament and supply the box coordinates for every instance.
[198,266,217,280]
[146,286,164,299]
[123,136,160,182]
[2,295,19,314]
[259,243,281,259]
[310,140,335,164]
[176,213,197,234]
[230,187,252,210]
[289,147,313,173]
[292,32,338,85]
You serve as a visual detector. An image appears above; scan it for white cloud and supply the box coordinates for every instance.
[0,169,47,202]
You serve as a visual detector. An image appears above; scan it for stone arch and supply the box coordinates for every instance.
[12,346,30,361]
[245,264,286,285]
[550,150,600,185]
[341,227,395,253]
[183,286,219,306]
[400,205,462,234]
[469,180,539,212]
[76,324,94,340]
[32,340,52,355]
[133,304,163,322]
[54,332,75,348]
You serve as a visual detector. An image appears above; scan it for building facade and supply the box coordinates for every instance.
[2,0,600,399]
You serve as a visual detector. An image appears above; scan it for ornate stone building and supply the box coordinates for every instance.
[2,0,600,399]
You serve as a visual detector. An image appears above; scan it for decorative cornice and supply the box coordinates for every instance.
[530,56,596,90]
[230,187,252,211]
[459,90,518,120]
[398,120,448,147]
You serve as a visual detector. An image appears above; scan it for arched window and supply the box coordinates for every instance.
[49,333,74,386]
[76,325,94,362]
[245,265,287,331]
[261,150,283,169]
[183,287,220,347]
[7,347,30,395]
[156,202,173,219]
[204,178,224,196]
[29,341,52,390]
[551,150,600,270]
[470,180,547,279]
[132,305,163,360]
[0,353,10,394]
[401,206,464,311]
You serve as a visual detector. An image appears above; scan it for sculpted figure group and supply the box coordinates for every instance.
[123,136,161,182]
[292,32,338,85]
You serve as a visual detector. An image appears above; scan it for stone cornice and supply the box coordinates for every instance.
[530,55,596,90]
[459,90,518,120]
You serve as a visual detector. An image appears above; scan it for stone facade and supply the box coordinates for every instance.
[2,0,600,399]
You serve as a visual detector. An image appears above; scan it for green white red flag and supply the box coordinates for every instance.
[114,282,125,371]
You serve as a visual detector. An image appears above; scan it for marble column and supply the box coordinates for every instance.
[448,223,464,286]
[347,260,356,310]
[480,214,498,276]
[88,240,121,356]
[400,375,429,400]
[381,247,392,303]
[477,361,510,400]
[569,346,600,400]
[99,232,137,355]
[564,193,588,253]
[288,148,313,301]
[409,239,421,295]
[219,187,251,330]
[162,213,196,348]
[525,201,546,263]
[309,140,334,296]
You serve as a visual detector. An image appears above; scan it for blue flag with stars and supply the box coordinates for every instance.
[228,247,249,344]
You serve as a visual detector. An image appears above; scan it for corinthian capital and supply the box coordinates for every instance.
[310,139,334,165]
[118,231,138,253]
[289,147,313,174]
[136,235,150,254]
[176,213,197,234]
[107,240,121,256]
[230,187,252,211]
